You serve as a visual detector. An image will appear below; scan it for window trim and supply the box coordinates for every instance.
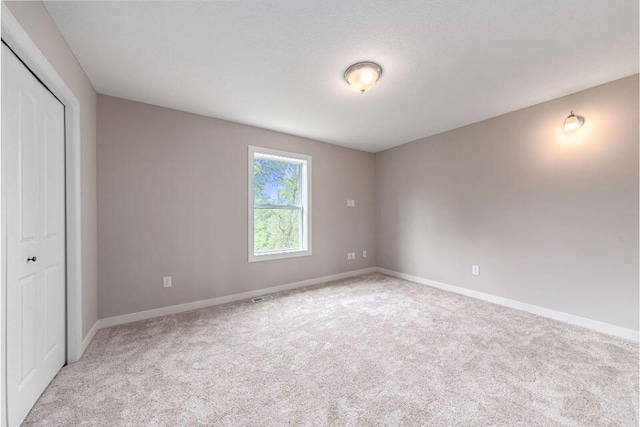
[248,145,312,262]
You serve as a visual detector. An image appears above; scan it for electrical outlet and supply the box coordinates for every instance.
[471,265,480,276]
[362,250,367,258]
[163,276,172,287]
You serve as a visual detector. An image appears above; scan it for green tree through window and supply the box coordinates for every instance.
[254,158,302,252]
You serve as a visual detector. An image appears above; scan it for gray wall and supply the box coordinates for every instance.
[7,1,637,337]
[376,75,639,330]
[97,95,376,319]
[6,1,99,339]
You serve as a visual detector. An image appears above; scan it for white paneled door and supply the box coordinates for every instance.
[3,44,66,427]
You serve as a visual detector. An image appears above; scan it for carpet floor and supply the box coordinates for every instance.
[24,273,638,426]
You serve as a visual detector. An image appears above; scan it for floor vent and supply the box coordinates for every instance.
[251,295,274,303]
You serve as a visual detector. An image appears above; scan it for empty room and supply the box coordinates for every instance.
[1,1,638,426]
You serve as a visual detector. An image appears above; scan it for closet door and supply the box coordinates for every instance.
[3,43,66,427]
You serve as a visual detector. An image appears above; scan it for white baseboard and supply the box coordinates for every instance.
[98,267,377,329]
[80,320,100,355]
[82,266,638,352]
[377,267,639,343]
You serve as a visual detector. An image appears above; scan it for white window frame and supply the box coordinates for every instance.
[248,146,312,262]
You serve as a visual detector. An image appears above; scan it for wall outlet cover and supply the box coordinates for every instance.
[163,276,172,287]
[471,265,480,276]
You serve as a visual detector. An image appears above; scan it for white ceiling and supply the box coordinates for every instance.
[44,1,638,152]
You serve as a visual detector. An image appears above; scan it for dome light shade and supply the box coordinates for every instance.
[344,62,382,94]
[563,110,584,132]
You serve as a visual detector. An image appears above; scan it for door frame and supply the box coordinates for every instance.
[1,4,84,419]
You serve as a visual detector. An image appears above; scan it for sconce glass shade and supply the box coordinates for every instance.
[563,110,584,132]
[344,62,382,94]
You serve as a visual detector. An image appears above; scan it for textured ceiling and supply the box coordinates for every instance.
[44,1,638,152]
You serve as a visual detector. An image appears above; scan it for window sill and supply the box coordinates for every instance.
[249,248,312,263]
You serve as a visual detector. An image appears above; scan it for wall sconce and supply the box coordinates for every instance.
[563,110,584,132]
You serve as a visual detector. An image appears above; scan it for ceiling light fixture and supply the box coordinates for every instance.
[344,62,382,94]
[563,110,584,132]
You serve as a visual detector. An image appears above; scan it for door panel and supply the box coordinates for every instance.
[18,91,38,242]
[4,44,66,427]
[18,273,37,386]
[44,265,61,358]
[44,111,62,238]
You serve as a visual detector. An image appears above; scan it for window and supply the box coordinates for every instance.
[248,146,311,262]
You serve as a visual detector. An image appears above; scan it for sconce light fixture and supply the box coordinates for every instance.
[563,110,584,132]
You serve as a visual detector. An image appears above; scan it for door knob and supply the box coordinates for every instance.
[27,256,37,263]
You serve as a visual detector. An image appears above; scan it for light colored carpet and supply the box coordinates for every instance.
[24,273,638,426]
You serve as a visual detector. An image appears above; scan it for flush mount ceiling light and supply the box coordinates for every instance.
[344,62,382,94]
[563,110,584,132]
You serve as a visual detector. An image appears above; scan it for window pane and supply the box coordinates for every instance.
[254,158,301,206]
[254,208,301,252]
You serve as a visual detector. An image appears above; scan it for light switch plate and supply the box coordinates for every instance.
[471,265,480,276]
[163,276,172,287]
